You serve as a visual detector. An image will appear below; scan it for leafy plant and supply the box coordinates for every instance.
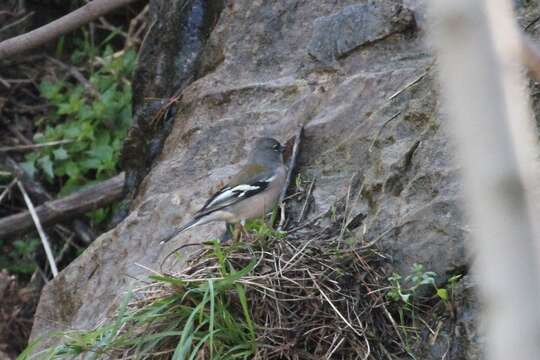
[386,263,462,355]
[244,218,287,240]
[0,237,39,275]
[387,263,438,304]
[23,39,136,199]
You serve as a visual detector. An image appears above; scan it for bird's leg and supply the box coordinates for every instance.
[232,221,249,243]
[220,223,234,243]
[232,223,242,243]
[239,220,249,241]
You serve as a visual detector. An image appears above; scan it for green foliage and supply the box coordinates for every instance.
[387,263,438,304]
[0,237,39,275]
[244,218,287,239]
[387,263,462,306]
[386,263,463,355]
[19,242,257,360]
[23,40,136,197]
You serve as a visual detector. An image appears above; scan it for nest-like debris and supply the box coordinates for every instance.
[129,225,417,360]
[189,241,390,359]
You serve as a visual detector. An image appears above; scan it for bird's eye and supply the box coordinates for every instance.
[273,144,281,152]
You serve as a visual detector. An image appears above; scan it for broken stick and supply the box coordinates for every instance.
[0,172,125,239]
[277,125,304,231]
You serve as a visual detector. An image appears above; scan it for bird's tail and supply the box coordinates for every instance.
[159,216,205,245]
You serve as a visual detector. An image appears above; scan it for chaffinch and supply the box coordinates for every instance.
[160,137,287,244]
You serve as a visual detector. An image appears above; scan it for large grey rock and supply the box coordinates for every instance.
[307,1,414,63]
[30,0,494,357]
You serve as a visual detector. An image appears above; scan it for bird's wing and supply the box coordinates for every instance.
[196,164,276,216]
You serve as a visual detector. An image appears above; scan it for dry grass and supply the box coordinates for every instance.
[127,220,442,360]
[22,219,456,360]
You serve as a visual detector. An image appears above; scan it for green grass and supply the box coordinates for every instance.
[19,241,257,360]
[18,219,462,359]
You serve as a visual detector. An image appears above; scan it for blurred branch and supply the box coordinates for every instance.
[0,139,73,153]
[488,2,540,247]
[0,178,17,204]
[522,35,540,81]
[0,173,125,239]
[429,1,540,360]
[0,0,140,59]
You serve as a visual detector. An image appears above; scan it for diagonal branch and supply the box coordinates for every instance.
[0,173,125,239]
[0,0,140,59]
[277,125,304,231]
[17,180,59,278]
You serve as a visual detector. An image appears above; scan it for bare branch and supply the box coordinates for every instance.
[0,139,73,153]
[429,1,540,359]
[0,178,17,204]
[0,0,140,59]
[521,35,540,80]
[17,180,59,278]
[278,125,304,231]
[0,173,125,239]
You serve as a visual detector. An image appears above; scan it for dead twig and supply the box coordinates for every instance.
[368,112,401,152]
[277,125,304,231]
[0,173,125,239]
[46,57,99,97]
[298,179,315,222]
[0,0,140,59]
[0,11,34,35]
[0,139,73,152]
[0,178,17,204]
[16,180,58,277]
[8,125,33,146]
[388,64,433,101]
[125,5,149,49]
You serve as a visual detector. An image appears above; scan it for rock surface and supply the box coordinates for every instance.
[31,0,540,357]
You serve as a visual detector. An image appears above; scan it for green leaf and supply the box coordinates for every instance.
[448,274,463,284]
[62,122,82,139]
[400,292,411,303]
[20,161,36,178]
[79,158,102,171]
[88,208,109,224]
[59,177,84,196]
[420,276,436,286]
[33,132,46,143]
[437,288,448,300]
[53,147,68,160]
[39,80,62,100]
[63,161,80,178]
[37,155,54,179]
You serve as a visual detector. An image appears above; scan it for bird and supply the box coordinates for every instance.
[160,137,287,244]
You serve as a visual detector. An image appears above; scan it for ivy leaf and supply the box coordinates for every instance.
[21,161,36,178]
[80,158,101,171]
[63,161,80,178]
[53,147,69,160]
[37,155,54,179]
[87,144,113,164]
[63,123,81,139]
